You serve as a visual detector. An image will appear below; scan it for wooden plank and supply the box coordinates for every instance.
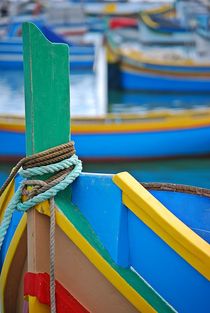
[22,22,71,274]
[23,22,70,154]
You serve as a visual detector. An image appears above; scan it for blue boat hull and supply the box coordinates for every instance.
[121,68,210,92]
[0,39,95,71]
[1,125,210,160]
[0,58,94,72]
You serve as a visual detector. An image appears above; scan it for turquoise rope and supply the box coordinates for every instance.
[0,154,82,252]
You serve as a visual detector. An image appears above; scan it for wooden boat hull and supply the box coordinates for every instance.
[106,32,210,92]
[1,173,209,312]
[121,66,210,92]
[1,111,210,160]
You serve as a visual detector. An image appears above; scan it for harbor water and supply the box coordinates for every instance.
[1,69,210,188]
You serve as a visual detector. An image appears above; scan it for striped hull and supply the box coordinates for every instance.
[1,124,210,160]
[121,67,210,92]
[0,55,94,72]
[0,41,95,71]
[106,31,210,92]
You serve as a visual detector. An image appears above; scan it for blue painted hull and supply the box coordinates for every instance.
[107,31,210,91]
[0,40,95,71]
[127,189,210,313]
[0,61,94,72]
[0,43,95,55]
[121,68,210,92]
[1,125,210,160]
[1,173,210,312]
[71,175,210,313]
[0,56,94,72]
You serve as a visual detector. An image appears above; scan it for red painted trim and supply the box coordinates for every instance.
[24,272,89,313]
[109,17,138,29]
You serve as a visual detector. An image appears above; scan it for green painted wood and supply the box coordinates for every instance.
[22,22,70,156]
[22,22,72,206]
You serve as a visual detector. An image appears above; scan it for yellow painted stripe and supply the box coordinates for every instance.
[1,110,210,134]
[0,179,14,222]
[121,50,210,67]
[29,296,50,313]
[143,4,173,15]
[103,3,117,13]
[141,13,159,28]
[113,172,210,280]
[36,204,156,313]
[121,63,210,78]
[0,214,27,313]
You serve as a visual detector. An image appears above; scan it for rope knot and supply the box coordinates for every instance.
[0,142,82,247]
[0,142,82,313]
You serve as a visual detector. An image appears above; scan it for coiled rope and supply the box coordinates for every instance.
[0,142,82,313]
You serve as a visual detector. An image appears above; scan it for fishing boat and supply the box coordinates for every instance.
[139,11,195,46]
[83,1,142,17]
[0,22,209,313]
[0,17,96,72]
[1,108,210,161]
[106,30,210,92]
[83,1,174,17]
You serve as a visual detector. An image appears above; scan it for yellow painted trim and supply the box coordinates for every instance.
[0,179,14,222]
[143,4,173,15]
[0,199,155,312]
[1,109,210,134]
[29,296,50,313]
[103,3,117,13]
[141,11,177,29]
[121,63,210,78]
[0,214,27,313]
[35,204,155,312]
[141,13,159,28]
[121,49,210,67]
[113,172,210,281]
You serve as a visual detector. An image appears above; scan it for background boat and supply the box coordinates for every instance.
[1,108,210,161]
[0,21,97,73]
[139,11,195,46]
[106,28,210,91]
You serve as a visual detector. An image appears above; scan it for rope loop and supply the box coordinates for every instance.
[0,142,82,251]
[0,142,82,313]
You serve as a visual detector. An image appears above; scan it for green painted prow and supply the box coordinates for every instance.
[22,22,72,208]
[22,22,73,275]
[23,22,70,155]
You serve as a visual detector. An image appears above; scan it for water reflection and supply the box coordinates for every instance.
[83,158,210,189]
[109,89,210,113]
[0,70,100,116]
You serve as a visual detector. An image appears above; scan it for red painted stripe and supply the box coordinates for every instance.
[24,272,89,313]
[109,17,138,29]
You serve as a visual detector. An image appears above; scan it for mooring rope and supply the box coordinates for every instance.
[0,142,82,313]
